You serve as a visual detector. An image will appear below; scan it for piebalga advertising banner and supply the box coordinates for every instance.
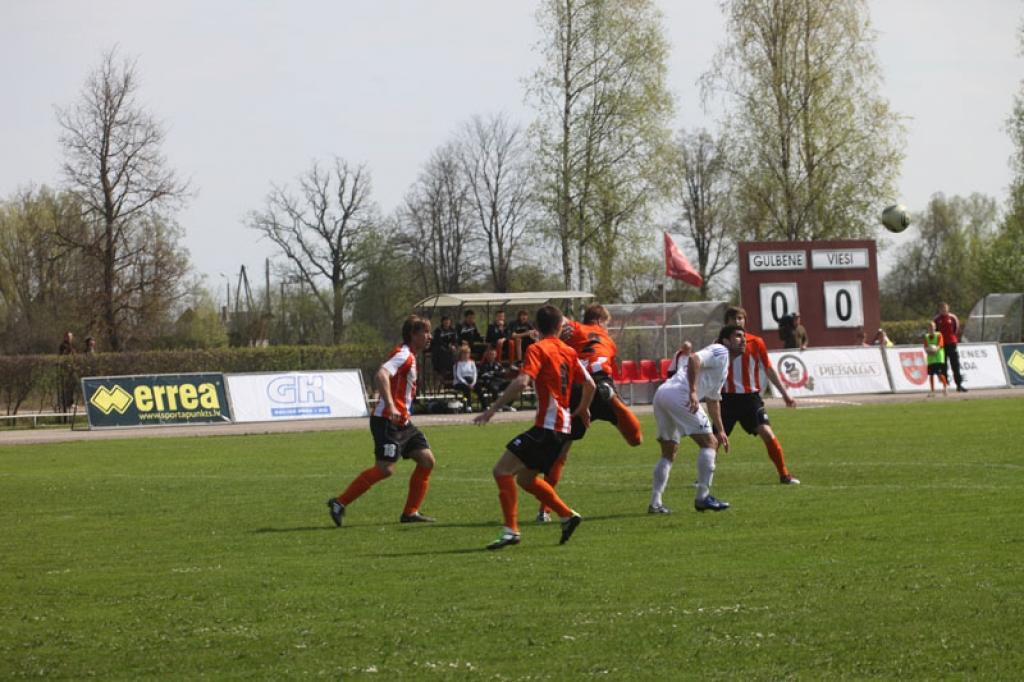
[82,373,232,428]
[1003,343,1024,387]
[767,347,891,398]
[225,370,368,423]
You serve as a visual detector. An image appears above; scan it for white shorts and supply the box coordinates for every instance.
[653,383,712,443]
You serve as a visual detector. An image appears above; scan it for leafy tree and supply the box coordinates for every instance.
[989,19,1024,295]
[880,193,999,319]
[248,158,377,343]
[529,0,674,291]
[704,0,904,240]
[56,48,191,350]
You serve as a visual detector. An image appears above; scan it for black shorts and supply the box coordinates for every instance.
[506,426,570,475]
[567,373,619,440]
[370,416,430,462]
[721,392,770,436]
[927,363,946,377]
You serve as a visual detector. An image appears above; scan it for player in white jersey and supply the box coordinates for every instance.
[648,325,746,513]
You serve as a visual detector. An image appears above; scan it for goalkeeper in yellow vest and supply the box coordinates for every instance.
[924,321,948,397]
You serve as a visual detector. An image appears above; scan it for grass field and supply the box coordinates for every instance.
[2,397,1023,679]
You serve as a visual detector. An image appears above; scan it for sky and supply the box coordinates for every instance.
[2,0,1021,293]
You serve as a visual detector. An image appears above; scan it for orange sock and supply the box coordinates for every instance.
[523,477,573,518]
[610,397,643,446]
[339,466,387,505]
[402,464,432,515]
[496,474,519,533]
[539,455,567,514]
[765,437,789,478]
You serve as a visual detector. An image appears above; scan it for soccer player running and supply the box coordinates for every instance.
[534,303,643,522]
[648,325,746,513]
[718,306,800,488]
[474,304,596,550]
[327,315,437,527]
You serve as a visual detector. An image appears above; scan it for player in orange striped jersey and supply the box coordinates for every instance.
[327,315,438,527]
[474,304,596,549]
[533,304,643,522]
[721,306,799,485]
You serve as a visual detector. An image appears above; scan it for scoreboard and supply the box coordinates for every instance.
[738,240,880,350]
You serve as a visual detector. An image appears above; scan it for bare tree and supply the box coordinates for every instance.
[459,113,532,293]
[671,129,737,298]
[56,48,190,350]
[248,158,377,343]
[400,142,476,294]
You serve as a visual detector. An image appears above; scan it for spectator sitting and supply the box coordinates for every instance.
[458,309,484,356]
[452,345,478,413]
[431,316,458,380]
[485,309,511,360]
[477,347,510,411]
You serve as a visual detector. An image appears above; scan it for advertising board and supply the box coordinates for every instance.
[766,347,891,398]
[226,370,368,422]
[82,373,232,428]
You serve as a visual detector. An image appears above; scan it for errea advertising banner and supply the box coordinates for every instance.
[83,373,232,428]
[225,370,368,423]
[1002,344,1024,387]
[767,347,891,398]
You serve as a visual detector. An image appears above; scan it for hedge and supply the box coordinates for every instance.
[0,343,388,415]
[879,319,933,345]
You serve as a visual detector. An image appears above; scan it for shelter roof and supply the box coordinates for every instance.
[414,291,594,310]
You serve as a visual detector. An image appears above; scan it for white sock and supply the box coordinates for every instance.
[695,448,716,500]
[650,457,673,507]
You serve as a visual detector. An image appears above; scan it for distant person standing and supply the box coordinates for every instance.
[57,331,77,414]
[327,315,437,527]
[779,312,808,350]
[924,320,948,397]
[934,302,966,392]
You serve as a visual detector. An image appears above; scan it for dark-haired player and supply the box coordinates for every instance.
[721,306,799,485]
[327,315,437,526]
[648,325,746,513]
[474,305,595,549]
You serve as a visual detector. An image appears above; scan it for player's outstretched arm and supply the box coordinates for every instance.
[474,373,530,425]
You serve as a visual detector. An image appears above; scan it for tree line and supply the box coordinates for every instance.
[2,1,1021,355]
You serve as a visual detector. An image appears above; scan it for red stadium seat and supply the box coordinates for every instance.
[617,360,638,385]
[639,359,660,384]
[659,358,672,380]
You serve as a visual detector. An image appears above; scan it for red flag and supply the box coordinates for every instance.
[663,231,703,288]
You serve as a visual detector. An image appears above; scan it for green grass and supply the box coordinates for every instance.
[2,398,1023,679]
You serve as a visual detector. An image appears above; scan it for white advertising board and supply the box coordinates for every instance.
[226,370,368,422]
[767,347,891,398]
[884,343,1007,392]
[949,343,1008,389]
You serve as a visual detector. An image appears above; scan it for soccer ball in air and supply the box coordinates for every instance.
[880,204,910,233]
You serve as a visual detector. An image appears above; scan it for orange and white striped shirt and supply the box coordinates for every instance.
[373,344,417,424]
[724,332,771,394]
[521,337,586,434]
[562,320,617,375]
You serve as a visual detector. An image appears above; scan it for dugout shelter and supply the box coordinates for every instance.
[963,293,1024,343]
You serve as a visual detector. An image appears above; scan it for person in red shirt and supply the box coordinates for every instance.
[327,315,437,526]
[474,304,596,550]
[934,302,967,392]
[718,306,799,487]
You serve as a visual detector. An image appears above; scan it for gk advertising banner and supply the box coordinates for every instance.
[767,347,891,398]
[225,370,368,423]
[1002,343,1024,387]
[83,373,232,428]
